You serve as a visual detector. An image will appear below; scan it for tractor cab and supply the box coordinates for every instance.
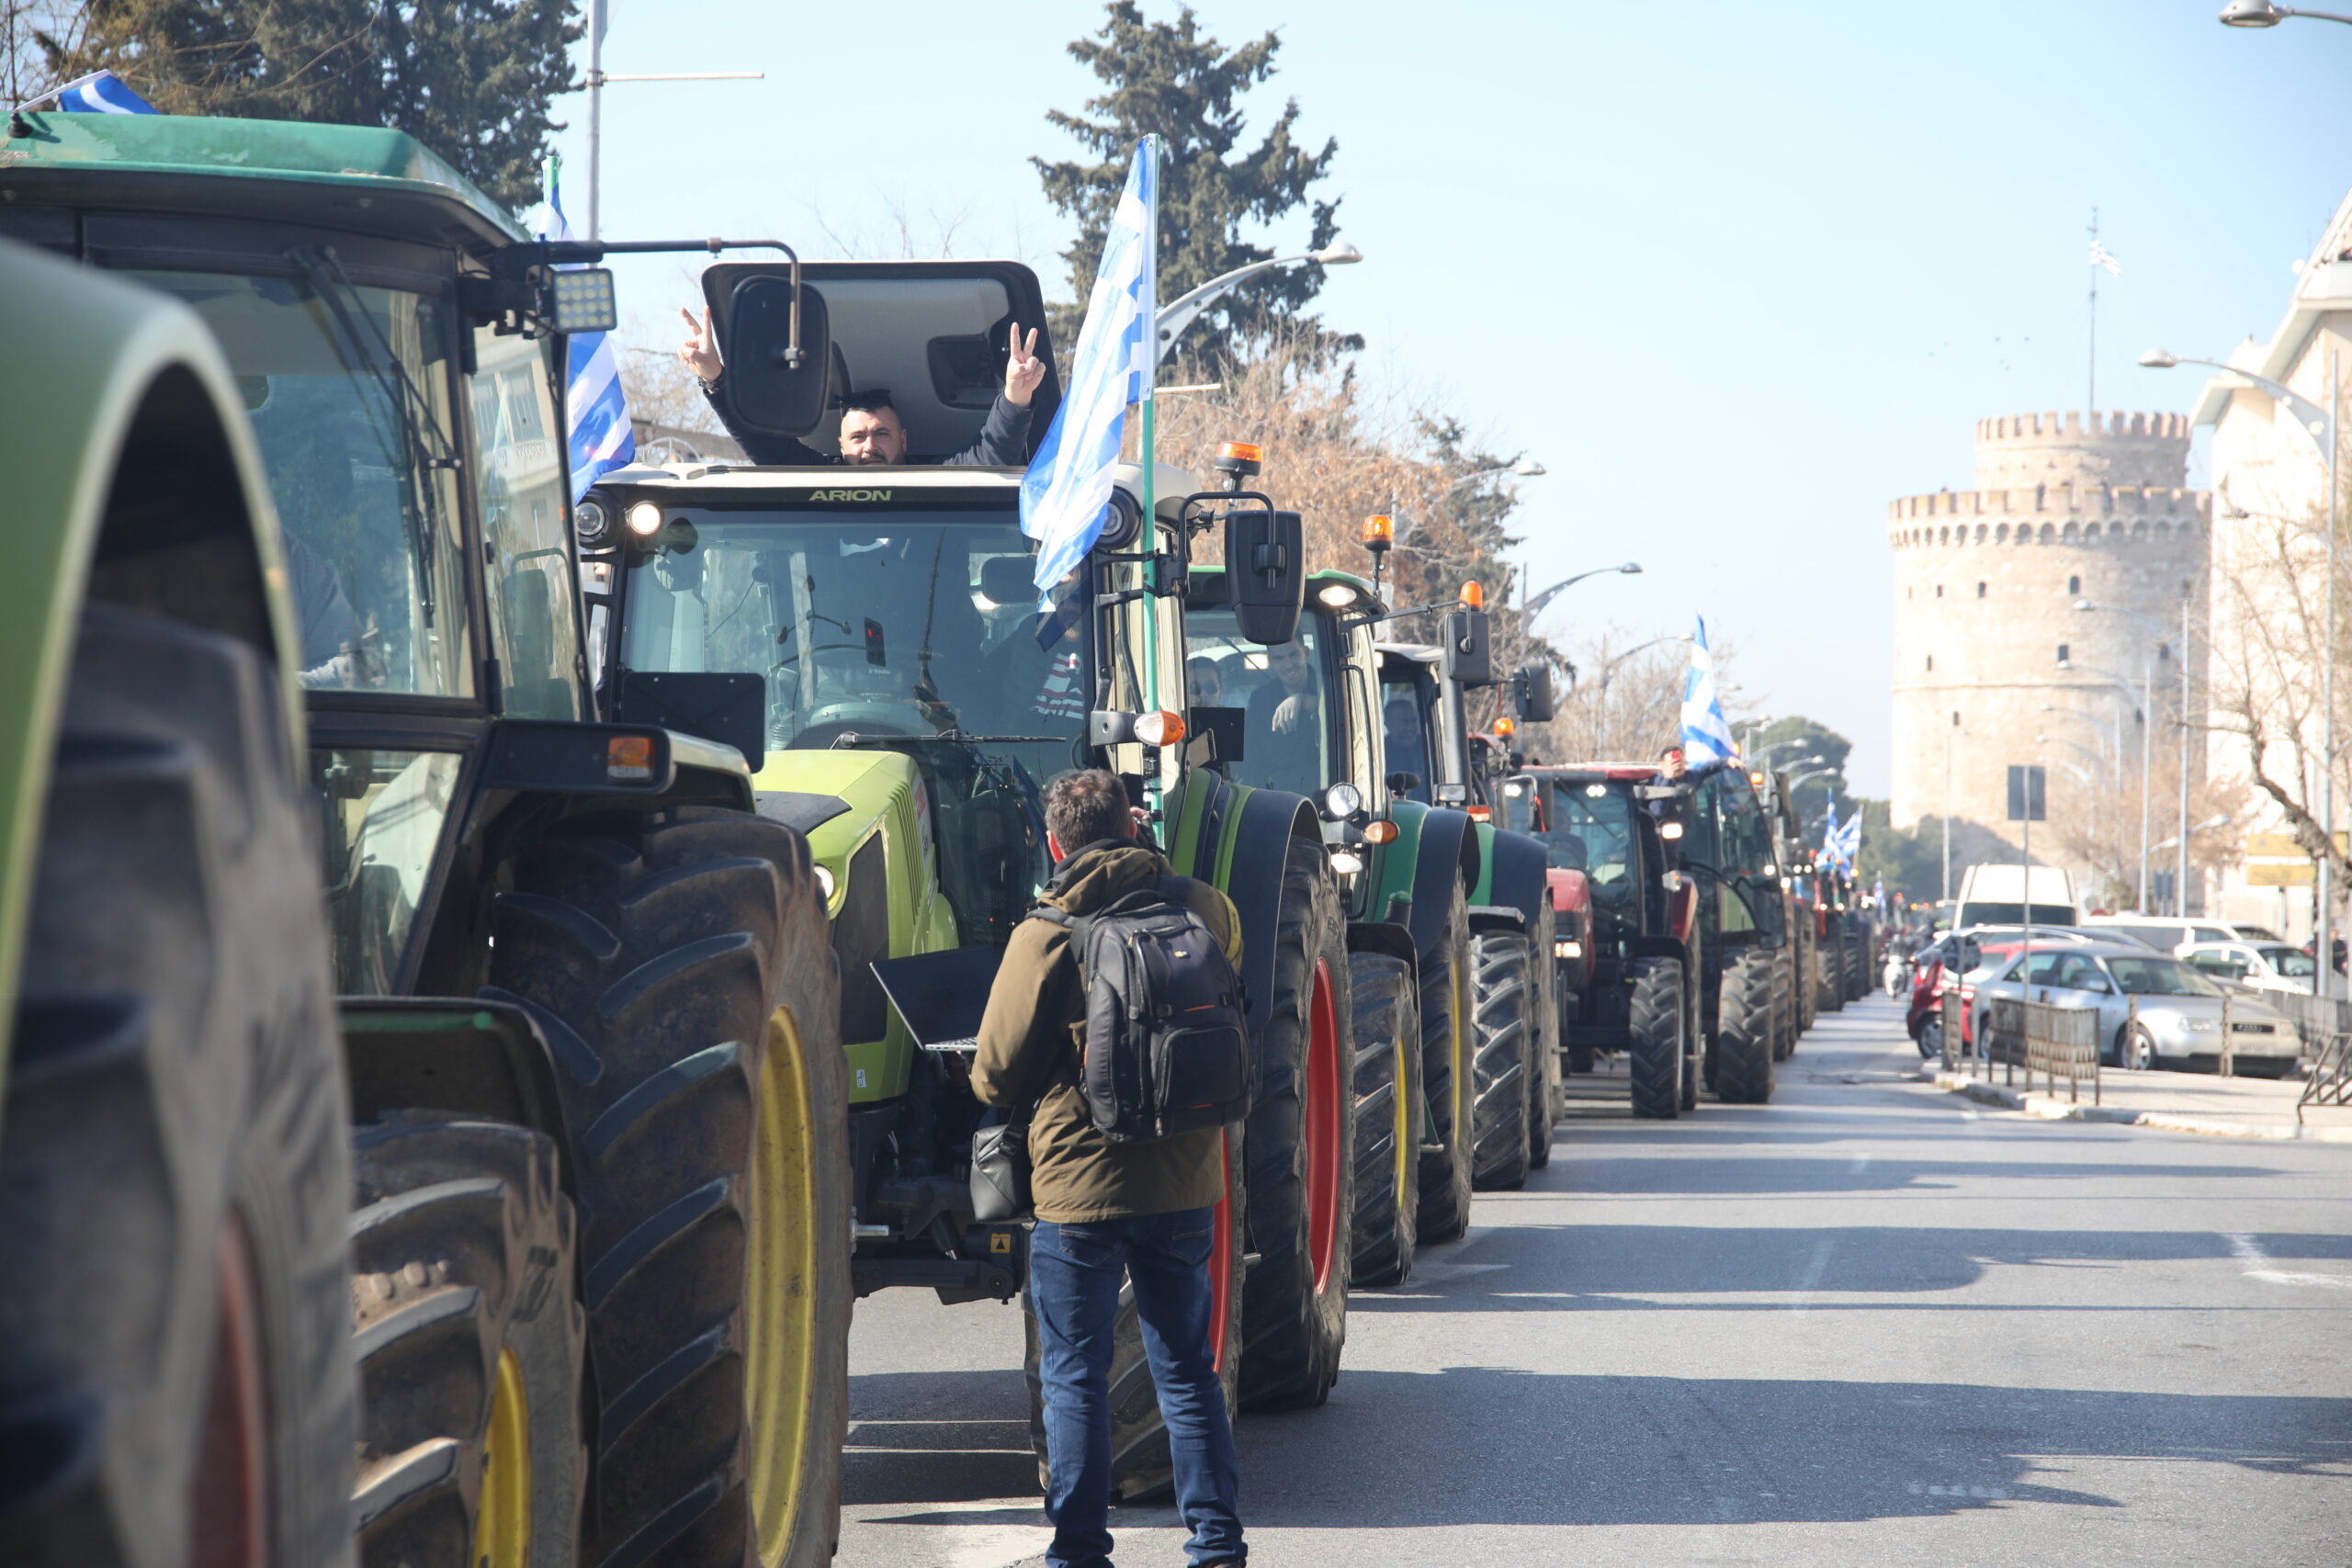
[699,258,1062,464]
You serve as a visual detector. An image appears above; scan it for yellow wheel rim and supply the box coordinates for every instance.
[472,1348,530,1568]
[746,1007,821,1566]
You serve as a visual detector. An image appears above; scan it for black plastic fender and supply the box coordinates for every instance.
[1406,807,1482,958]
[340,998,573,1194]
[1347,918,1420,985]
[1226,784,1326,1036]
[1467,906,1525,936]
[1484,829,1553,937]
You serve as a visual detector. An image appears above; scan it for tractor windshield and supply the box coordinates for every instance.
[1541,779,1644,942]
[1186,604,1333,801]
[620,507,1082,942]
[119,267,475,699]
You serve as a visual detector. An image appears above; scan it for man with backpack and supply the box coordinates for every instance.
[971,768,1249,1568]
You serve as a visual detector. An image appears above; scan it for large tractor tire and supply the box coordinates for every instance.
[1772,949,1798,1061]
[1238,838,1352,1412]
[349,1114,584,1568]
[1626,956,1684,1120]
[1415,884,1476,1245]
[1817,942,1843,1017]
[1346,951,1420,1288]
[1023,1130,1246,1502]
[486,807,852,1568]
[1469,931,1533,1191]
[1525,904,1560,1172]
[0,605,356,1568]
[1715,949,1778,1105]
[1845,932,1868,1003]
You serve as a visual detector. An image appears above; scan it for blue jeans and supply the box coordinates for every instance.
[1029,1207,1244,1568]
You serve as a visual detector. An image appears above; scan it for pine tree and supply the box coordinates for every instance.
[37,0,578,213]
[1035,2,1349,361]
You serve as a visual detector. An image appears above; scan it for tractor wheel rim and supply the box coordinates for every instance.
[472,1348,531,1568]
[1209,1130,1236,1372]
[1303,957,1341,1293]
[746,1007,821,1566]
[190,1217,266,1568]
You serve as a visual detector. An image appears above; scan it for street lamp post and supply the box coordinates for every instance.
[2075,600,2179,911]
[1153,243,1365,363]
[2057,653,2154,908]
[1523,562,1643,620]
[2145,345,2338,985]
[2219,0,2352,25]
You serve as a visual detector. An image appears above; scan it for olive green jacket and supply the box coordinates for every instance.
[970,841,1242,1224]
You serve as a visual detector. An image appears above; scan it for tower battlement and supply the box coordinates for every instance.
[1887,485,2211,545]
[1970,408,2190,490]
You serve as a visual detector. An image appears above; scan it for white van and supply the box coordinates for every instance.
[2084,914,2242,956]
[1953,864,2078,930]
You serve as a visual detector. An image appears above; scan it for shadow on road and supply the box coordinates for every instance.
[1547,1154,2286,1195]
[854,1368,2351,1529]
[1342,1224,2352,1307]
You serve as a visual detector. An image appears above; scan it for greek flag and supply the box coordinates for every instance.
[1679,615,1736,773]
[1826,807,1860,871]
[2087,240,2121,276]
[51,70,155,114]
[1822,800,1841,865]
[537,157,633,500]
[1023,139,1155,609]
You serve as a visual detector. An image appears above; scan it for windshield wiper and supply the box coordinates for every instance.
[288,245,456,627]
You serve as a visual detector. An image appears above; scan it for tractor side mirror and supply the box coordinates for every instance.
[1224,506,1304,645]
[1442,606,1493,687]
[1386,771,1422,795]
[712,275,832,438]
[1512,662,1555,723]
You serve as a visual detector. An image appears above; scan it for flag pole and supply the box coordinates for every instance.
[1137,134,1164,813]
[2086,206,2098,410]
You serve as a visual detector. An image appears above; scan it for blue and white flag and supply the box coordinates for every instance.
[1822,799,1838,863]
[1827,807,1860,871]
[51,70,156,114]
[1679,615,1737,773]
[537,157,633,499]
[1022,138,1156,609]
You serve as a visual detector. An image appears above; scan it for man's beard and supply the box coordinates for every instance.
[846,448,894,466]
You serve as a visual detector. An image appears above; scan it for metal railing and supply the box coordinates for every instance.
[1982,997,2102,1104]
[1939,988,1964,1075]
[2270,990,2352,1122]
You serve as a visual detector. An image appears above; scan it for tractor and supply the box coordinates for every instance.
[578,270,1352,1495]
[1368,588,1561,1182]
[1,112,854,1568]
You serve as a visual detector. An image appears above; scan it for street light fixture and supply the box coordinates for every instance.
[1523,561,1643,620]
[2220,0,2352,25]
[2146,344,2340,978]
[1154,241,1364,363]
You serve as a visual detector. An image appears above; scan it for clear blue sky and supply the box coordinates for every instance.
[552,1,2352,796]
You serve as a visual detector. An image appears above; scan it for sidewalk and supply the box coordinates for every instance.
[1930,1061,2352,1142]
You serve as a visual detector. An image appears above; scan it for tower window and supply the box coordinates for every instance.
[1926,654,1934,671]
[1976,581,1987,598]
[2056,642,2070,665]
[1936,584,1944,598]
[2067,575,2081,594]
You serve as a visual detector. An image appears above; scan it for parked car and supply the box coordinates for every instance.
[2179,940,2319,997]
[1968,942,2301,1076]
[2233,924,2286,942]
[2082,914,2242,955]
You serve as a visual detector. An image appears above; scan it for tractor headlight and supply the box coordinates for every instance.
[1329,849,1364,876]
[1555,939,1583,960]
[1322,783,1363,820]
[813,863,836,902]
[573,494,612,547]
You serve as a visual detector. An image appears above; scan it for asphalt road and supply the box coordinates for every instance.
[837,996,2352,1567]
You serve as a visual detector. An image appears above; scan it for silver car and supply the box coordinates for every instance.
[1968,941,2301,1077]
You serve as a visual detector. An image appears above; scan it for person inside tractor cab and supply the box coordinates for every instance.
[1239,637,1322,795]
[678,309,1046,466]
[1384,694,1430,802]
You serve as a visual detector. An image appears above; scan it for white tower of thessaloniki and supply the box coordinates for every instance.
[1888,411,2210,871]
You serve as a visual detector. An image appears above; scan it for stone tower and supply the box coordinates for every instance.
[1888,412,2210,891]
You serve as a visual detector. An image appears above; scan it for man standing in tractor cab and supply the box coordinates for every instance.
[971,769,1247,1568]
[677,308,1046,465]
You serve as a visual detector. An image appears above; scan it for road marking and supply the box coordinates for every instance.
[1788,1236,1835,1311]
[1906,1482,2010,1499]
[1850,1153,1872,1174]
[2222,1231,2352,1289]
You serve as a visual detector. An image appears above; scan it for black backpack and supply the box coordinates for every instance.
[1035,878,1251,1143]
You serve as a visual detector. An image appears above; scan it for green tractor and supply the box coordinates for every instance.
[578,276,1353,1492]
[1369,601,1562,1189]
[1685,763,1794,1102]
[1,113,854,1568]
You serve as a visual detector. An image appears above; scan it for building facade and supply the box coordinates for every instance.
[1889,411,2210,906]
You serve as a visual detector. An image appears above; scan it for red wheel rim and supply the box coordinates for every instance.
[1303,957,1341,1294]
[190,1215,267,1568]
[1209,1131,1235,1373]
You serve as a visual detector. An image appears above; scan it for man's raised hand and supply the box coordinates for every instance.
[1005,322,1045,407]
[678,306,723,382]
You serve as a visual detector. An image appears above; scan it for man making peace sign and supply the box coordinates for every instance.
[680,310,1046,467]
